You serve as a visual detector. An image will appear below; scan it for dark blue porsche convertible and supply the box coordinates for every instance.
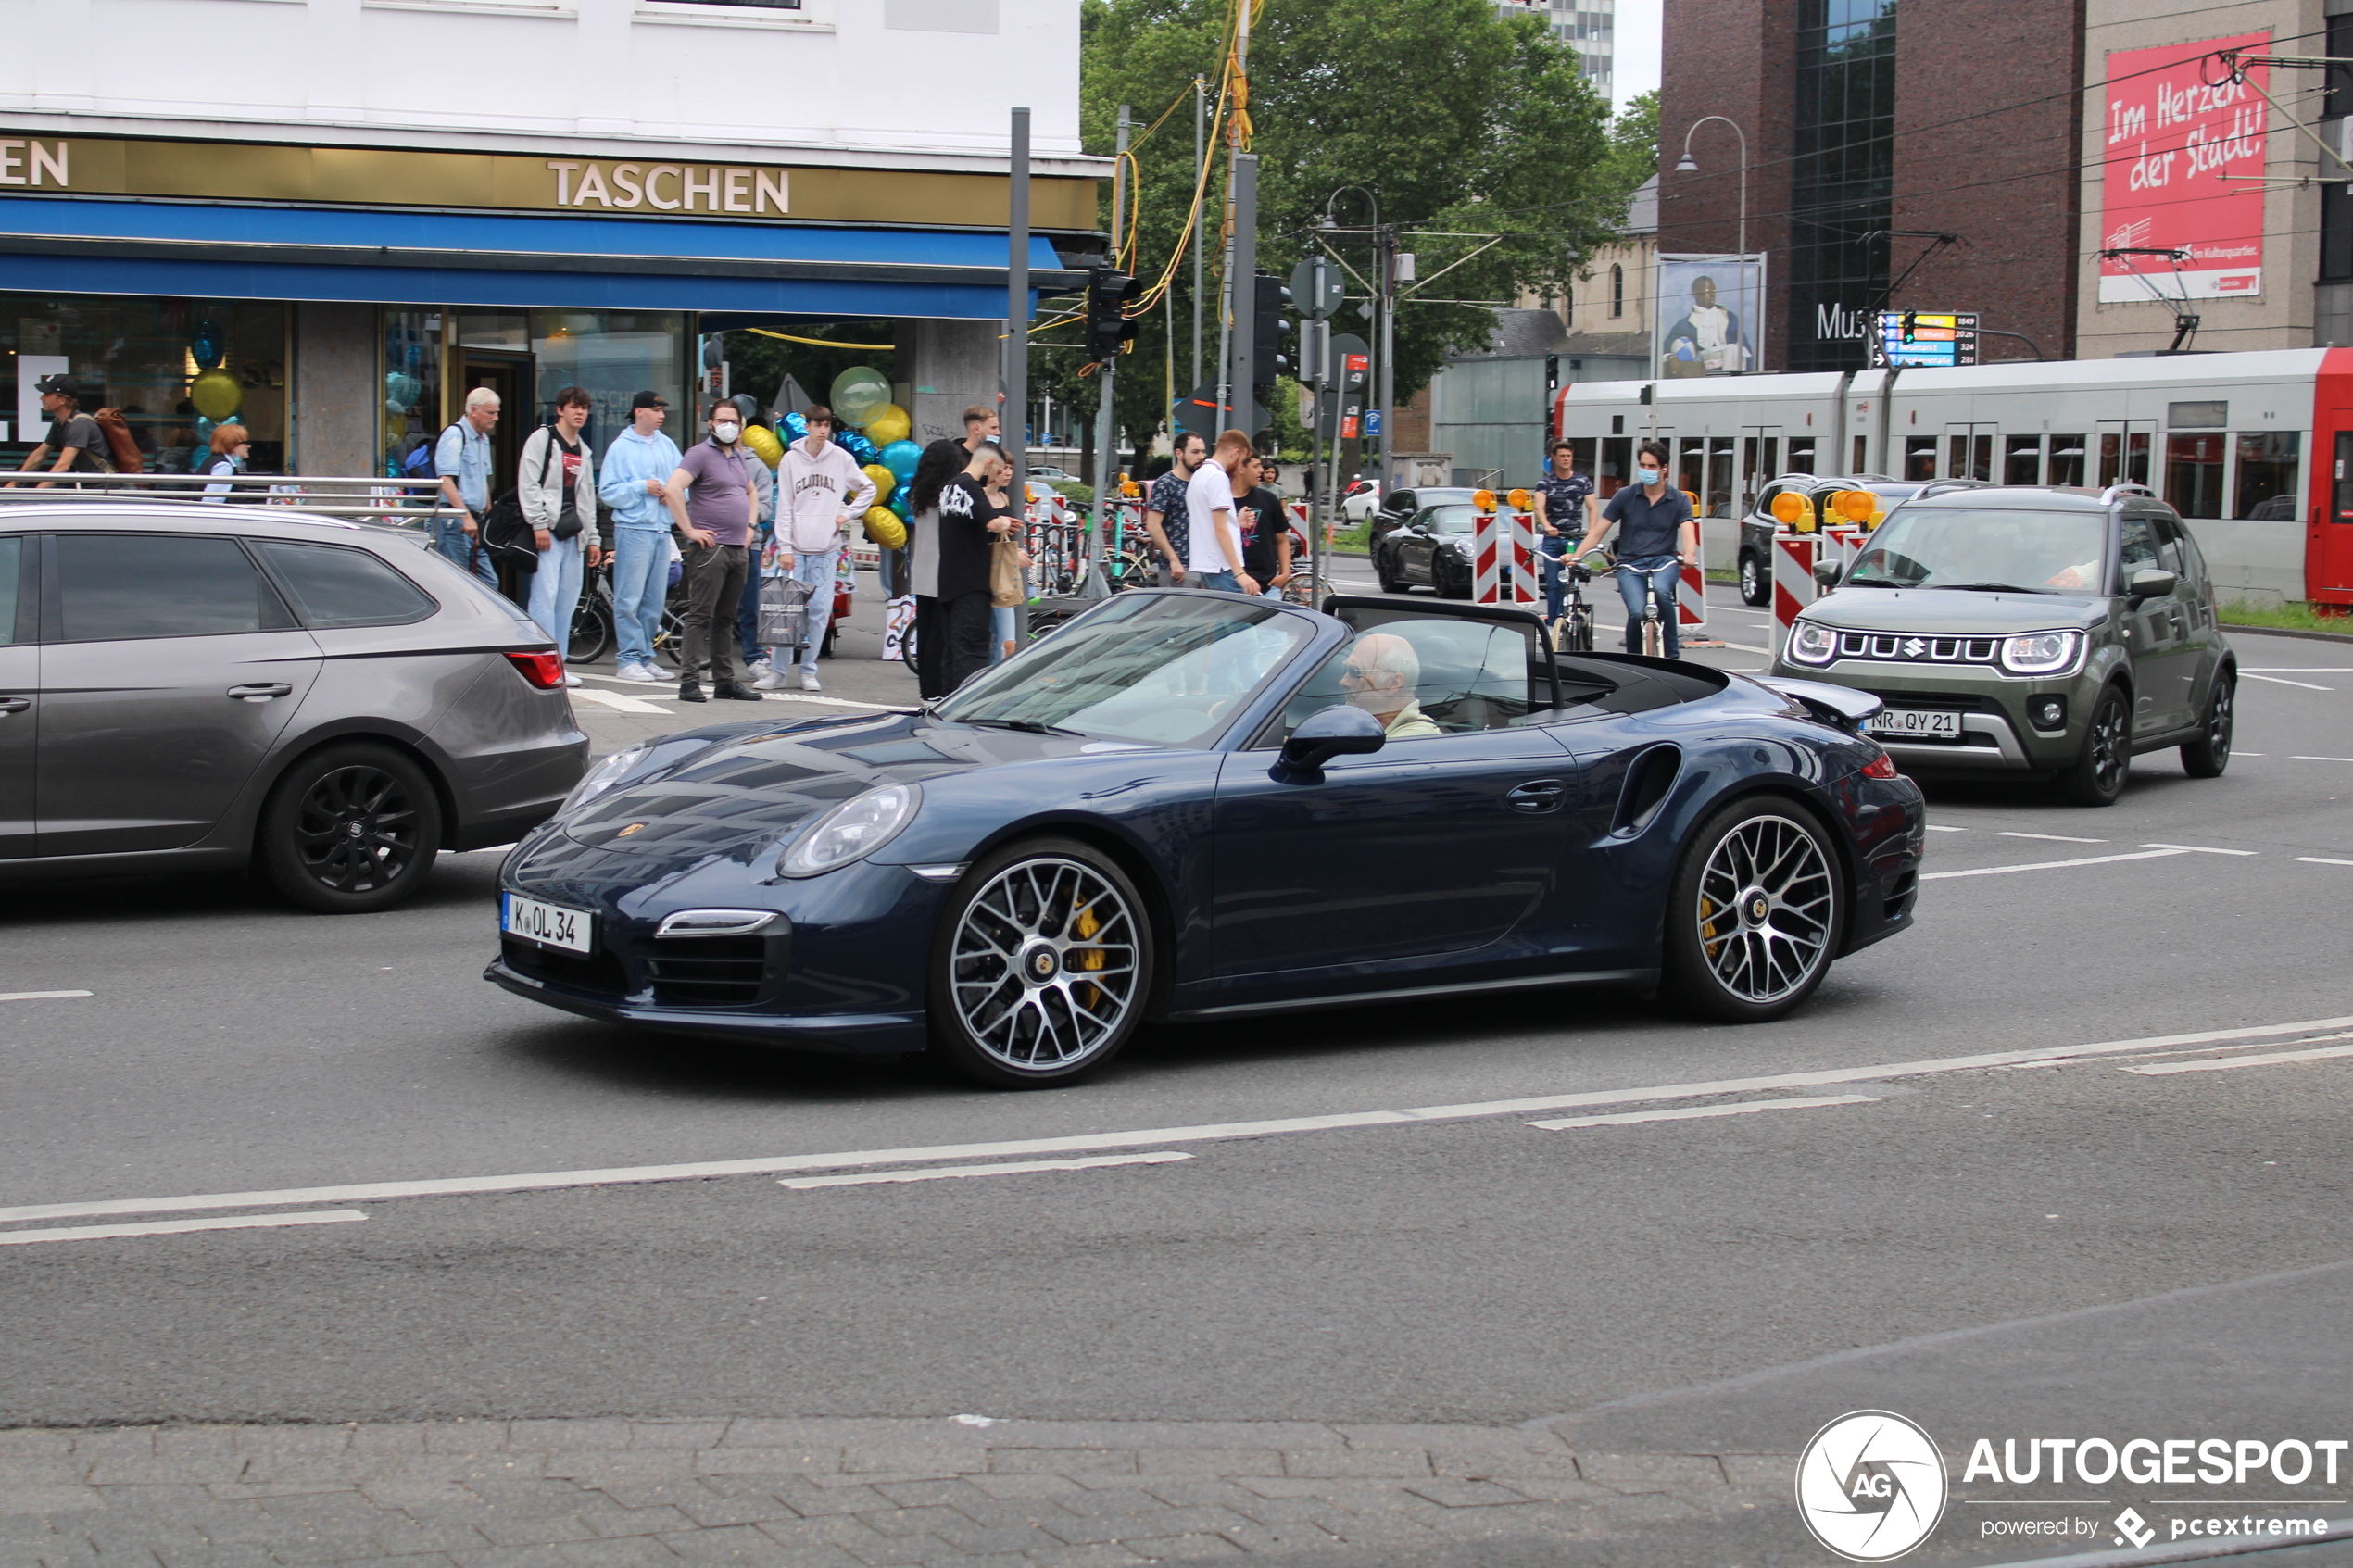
[488,591,1923,1086]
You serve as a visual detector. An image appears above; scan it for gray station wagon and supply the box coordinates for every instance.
[1772,482,2234,805]
[0,502,588,909]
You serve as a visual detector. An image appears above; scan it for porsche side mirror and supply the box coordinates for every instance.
[1275,705,1387,782]
[1814,558,1843,589]
[2127,567,2178,602]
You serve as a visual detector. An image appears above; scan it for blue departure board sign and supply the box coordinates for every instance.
[1876,310,1980,368]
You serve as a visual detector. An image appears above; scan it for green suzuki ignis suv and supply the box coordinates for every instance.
[1770,482,2235,806]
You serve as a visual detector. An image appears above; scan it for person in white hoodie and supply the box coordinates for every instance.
[764,404,875,692]
[518,385,604,686]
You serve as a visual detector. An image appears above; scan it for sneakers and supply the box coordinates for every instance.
[753,667,792,691]
[746,658,774,680]
[714,683,764,701]
[561,672,582,688]
[615,662,661,682]
[678,681,707,704]
[799,671,822,693]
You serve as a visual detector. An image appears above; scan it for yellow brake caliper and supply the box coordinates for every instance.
[1073,902,1106,1006]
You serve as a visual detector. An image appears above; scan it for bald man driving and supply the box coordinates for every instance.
[1339,633,1442,739]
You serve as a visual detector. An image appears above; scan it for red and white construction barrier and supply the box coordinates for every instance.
[1472,508,1541,607]
[1677,537,1707,630]
[1771,531,1818,657]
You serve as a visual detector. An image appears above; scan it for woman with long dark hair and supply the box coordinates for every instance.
[906,437,974,699]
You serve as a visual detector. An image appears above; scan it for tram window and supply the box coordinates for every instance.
[1905,436,1939,482]
[2100,430,2154,488]
[1852,435,1869,471]
[2164,434,2226,519]
[2006,435,2043,485]
[1566,438,1597,481]
[1788,436,1817,474]
[1678,438,1706,504]
[2235,432,2302,521]
[1600,435,1631,497]
[2048,436,2087,487]
[1707,435,1735,516]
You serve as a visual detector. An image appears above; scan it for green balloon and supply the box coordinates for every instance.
[828,367,892,425]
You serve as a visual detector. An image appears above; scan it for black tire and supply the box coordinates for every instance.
[256,742,443,913]
[1564,606,1594,653]
[928,836,1153,1088]
[1441,558,1473,600]
[2059,685,2132,806]
[1664,797,1844,1023]
[2181,671,2233,778]
[568,590,614,665]
[1375,547,1409,596]
[1739,550,1769,607]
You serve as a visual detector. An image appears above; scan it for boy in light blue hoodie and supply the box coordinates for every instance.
[598,391,685,680]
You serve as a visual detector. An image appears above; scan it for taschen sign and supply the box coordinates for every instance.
[2096,31,2270,303]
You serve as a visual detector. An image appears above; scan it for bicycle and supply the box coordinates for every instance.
[1568,551,1677,659]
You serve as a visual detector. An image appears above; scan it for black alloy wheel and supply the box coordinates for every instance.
[1739,551,1769,607]
[2059,685,2132,806]
[1665,797,1843,1022]
[929,836,1153,1088]
[2180,673,2233,779]
[258,743,444,913]
[1441,556,1473,600]
[1375,546,1409,596]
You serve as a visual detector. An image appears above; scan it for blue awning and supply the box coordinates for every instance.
[0,197,1081,319]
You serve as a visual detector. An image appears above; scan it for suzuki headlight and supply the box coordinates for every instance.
[1998,630,2083,675]
[779,782,920,878]
[1786,620,1840,666]
[560,744,648,816]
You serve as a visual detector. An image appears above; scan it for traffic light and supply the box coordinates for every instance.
[1901,309,1919,344]
[1086,268,1139,362]
[1252,270,1294,395]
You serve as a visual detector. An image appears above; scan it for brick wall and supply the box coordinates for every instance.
[1659,0,1797,367]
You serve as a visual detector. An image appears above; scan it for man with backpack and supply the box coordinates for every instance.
[520,385,603,688]
[433,387,501,587]
[10,374,108,488]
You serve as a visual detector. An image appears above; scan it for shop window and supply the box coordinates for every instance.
[2047,435,2086,487]
[382,309,445,480]
[0,296,283,475]
[2163,433,2225,520]
[2233,432,2300,520]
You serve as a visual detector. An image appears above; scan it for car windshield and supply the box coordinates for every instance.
[936,593,1314,747]
[1423,506,1478,535]
[1846,508,2110,593]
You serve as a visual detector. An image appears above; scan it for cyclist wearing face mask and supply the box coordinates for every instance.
[1568,439,1697,659]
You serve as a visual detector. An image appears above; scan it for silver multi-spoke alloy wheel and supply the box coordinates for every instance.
[1694,812,1834,1005]
[938,845,1148,1085]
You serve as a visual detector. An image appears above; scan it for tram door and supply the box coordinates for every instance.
[1742,425,1784,515]
[2097,420,2157,488]
[1944,424,1996,480]
[2319,423,2353,599]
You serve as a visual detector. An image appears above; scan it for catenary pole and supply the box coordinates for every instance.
[1007,105,1030,640]
[1193,75,1206,396]
[1081,105,1128,600]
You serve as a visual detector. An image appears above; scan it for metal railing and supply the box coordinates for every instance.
[0,471,459,528]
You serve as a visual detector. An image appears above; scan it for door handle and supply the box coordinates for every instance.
[1506,779,1568,812]
[0,696,28,715]
[228,683,293,703]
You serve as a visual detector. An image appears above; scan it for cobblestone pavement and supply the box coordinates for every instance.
[0,1417,1790,1567]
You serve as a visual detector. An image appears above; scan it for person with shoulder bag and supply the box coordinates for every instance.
[434,388,503,587]
[520,386,603,686]
[10,374,110,489]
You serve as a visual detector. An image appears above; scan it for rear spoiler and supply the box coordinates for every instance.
[1754,677,1883,735]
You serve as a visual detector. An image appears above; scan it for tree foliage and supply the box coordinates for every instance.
[1076,0,1638,456]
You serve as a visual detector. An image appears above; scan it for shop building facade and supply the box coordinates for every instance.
[0,0,1098,479]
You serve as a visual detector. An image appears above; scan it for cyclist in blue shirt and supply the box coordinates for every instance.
[1533,438,1594,622]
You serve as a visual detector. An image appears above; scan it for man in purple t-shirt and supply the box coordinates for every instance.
[662,399,763,702]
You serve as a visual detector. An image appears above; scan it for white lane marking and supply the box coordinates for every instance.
[2242,667,2353,672]
[1528,1095,1877,1130]
[0,990,93,1003]
[1924,824,1967,833]
[2295,856,2353,866]
[2125,1043,2353,1076]
[780,1152,1191,1189]
[462,843,519,856]
[2243,673,2334,690]
[2142,842,2260,857]
[1996,832,2107,844]
[1921,848,2189,881]
[0,1210,366,1247]
[7,1014,2353,1227]
[570,687,673,715]
[764,693,913,711]
[1714,641,1774,654]
[2292,755,2353,762]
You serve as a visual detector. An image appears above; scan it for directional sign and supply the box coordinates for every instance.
[1364,409,1382,437]
[1874,310,1980,368]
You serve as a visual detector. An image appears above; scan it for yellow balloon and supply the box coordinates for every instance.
[862,464,898,504]
[189,368,242,421]
[863,506,907,549]
[864,403,912,446]
[741,423,784,469]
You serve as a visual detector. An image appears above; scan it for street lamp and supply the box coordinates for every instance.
[1321,186,1391,495]
[1675,115,1749,262]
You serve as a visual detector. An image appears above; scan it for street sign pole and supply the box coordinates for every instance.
[1007,105,1030,645]
[1289,255,1342,601]
[1080,105,1128,601]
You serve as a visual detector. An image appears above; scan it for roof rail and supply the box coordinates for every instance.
[2098,482,2156,505]
[0,472,455,529]
[1913,479,1991,500]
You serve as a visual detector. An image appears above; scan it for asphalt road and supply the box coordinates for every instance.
[5,571,2351,1564]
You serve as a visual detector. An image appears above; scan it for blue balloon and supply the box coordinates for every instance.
[838,430,877,465]
[880,439,923,481]
[781,411,808,442]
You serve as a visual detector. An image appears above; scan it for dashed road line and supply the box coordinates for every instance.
[1527,1095,1877,1131]
[2125,1043,2353,1076]
[1998,832,2106,844]
[2292,756,2353,763]
[1925,824,1968,833]
[2142,842,2260,857]
[2294,856,2353,867]
[570,687,673,715]
[0,990,92,1003]
[780,1152,1191,1189]
[2243,673,2334,690]
[1922,848,2190,880]
[0,1210,367,1247]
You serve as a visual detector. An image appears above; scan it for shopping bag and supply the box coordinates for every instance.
[758,576,812,648]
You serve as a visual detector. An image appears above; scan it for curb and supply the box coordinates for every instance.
[2220,621,2353,645]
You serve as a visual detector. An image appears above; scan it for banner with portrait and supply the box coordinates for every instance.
[1655,255,1766,379]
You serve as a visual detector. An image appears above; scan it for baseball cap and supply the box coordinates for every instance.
[630,390,668,410]
[34,372,77,397]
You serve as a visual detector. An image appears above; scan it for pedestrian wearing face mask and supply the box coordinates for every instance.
[766,405,876,693]
[1568,439,1695,659]
[662,398,764,704]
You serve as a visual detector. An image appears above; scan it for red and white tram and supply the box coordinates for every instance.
[1552,348,2353,608]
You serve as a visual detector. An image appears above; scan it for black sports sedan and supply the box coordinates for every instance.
[1374,503,1483,597]
[488,592,1924,1086]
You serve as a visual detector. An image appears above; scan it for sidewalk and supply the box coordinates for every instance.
[0,1416,1791,1567]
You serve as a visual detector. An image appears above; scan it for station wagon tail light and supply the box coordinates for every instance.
[779,782,921,878]
[505,649,567,689]
[1786,621,1840,665]
[1997,630,2083,675]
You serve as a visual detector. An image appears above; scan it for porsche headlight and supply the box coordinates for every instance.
[779,782,920,878]
[560,744,649,816]
[1786,620,1841,666]
[1998,630,2083,675]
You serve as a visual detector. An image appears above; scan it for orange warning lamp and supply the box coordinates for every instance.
[1833,489,1877,523]
[1506,488,1534,511]
[1770,492,1808,527]
[1472,489,1497,512]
